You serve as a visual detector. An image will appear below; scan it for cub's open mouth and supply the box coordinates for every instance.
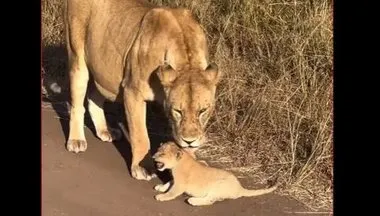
[156,162,164,169]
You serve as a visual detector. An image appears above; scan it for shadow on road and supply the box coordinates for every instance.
[42,43,174,183]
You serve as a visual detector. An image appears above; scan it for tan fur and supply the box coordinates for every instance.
[152,142,278,206]
[64,0,221,181]
[183,147,208,166]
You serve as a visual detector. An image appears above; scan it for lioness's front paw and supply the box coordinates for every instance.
[97,128,122,142]
[67,139,87,153]
[131,165,156,181]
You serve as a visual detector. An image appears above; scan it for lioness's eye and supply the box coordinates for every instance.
[173,109,182,116]
[199,108,208,116]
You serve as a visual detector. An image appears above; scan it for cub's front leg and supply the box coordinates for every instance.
[155,184,184,202]
[154,181,172,192]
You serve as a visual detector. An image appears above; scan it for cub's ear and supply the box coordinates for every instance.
[156,63,177,87]
[203,63,221,84]
[176,150,183,160]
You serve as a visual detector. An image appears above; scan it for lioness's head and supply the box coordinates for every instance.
[152,141,183,171]
[156,63,221,148]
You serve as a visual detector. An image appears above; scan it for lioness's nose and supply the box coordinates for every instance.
[182,137,197,144]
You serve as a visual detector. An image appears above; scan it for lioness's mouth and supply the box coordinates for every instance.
[156,162,164,169]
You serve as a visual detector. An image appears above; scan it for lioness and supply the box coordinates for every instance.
[64,0,221,180]
[152,142,278,206]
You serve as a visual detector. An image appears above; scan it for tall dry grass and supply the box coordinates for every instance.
[42,0,333,211]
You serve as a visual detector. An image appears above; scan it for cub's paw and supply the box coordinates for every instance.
[154,194,168,202]
[187,197,214,206]
[154,183,170,192]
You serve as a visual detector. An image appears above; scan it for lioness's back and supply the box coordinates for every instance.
[65,0,153,29]
[65,0,155,97]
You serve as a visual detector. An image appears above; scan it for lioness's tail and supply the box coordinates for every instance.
[240,184,278,197]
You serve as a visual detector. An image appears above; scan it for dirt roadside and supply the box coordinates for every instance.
[42,101,317,216]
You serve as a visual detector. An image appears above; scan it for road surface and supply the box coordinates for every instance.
[42,101,310,216]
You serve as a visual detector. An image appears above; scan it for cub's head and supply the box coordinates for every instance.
[152,141,184,171]
[156,63,221,148]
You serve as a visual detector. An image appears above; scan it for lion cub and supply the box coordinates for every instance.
[152,141,278,206]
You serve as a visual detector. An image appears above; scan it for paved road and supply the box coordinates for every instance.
[42,101,309,216]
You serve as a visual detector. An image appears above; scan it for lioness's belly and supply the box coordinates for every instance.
[88,54,124,100]
[84,26,125,101]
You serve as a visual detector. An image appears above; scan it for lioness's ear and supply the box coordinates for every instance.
[156,63,177,87]
[203,63,221,84]
[176,150,183,160]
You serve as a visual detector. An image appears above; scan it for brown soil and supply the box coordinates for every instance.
[42,101,315,216]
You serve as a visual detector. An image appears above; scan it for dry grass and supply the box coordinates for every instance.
[42,0,333,211]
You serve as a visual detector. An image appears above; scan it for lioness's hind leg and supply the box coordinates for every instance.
[88,89,122,142]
